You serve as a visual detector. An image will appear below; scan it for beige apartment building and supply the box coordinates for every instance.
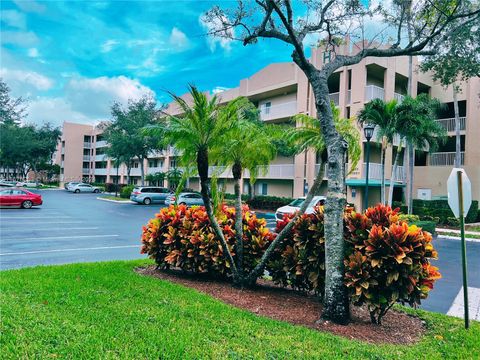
[56,38,479,210]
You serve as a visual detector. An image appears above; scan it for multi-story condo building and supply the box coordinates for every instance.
[55,37,479,210]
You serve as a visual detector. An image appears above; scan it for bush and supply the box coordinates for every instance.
[141,205,274,278]
[410,221,436,235]
[104,183,127,193]
[246,195,294,210]
[447,217,460,227]
[398,214,420,223]
[120,185,134,198]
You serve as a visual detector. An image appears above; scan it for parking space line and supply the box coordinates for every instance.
[0,221,84,225]
[0,244,140,256]
[0,227,99,232]
[2,234,119,241]
[0,216,72,219]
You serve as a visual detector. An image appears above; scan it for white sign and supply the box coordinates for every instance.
[447,168,472,218]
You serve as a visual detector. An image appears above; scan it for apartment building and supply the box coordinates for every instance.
[56,37,479,210]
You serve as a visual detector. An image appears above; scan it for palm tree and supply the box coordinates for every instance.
[212,98,276,279]
[166,168,182,189]
[395,94,447,213]
[358,99,397,205]
[146,85,238,277]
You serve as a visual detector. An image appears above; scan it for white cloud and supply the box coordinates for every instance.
[1,31,39,47]
[199,14,233,52]
[27,48,39,58]
[101,39,119,53]
[1,9,26,30]
[64,75,155,118]
[126,47,166,77]
[13,0,46,14]
[0,68,54,92]
[24,97,92,127]
[169,27,189,49]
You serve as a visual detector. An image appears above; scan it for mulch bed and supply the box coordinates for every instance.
[136,266,425,345]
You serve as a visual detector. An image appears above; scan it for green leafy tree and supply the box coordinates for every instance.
[0,79,26,125]
[358,99,398,205]
[203,0,478,323]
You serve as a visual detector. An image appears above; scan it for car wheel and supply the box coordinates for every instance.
[74,189,80,193]
[93,189,100,193]
[22,200,33,209]
[143,198,151,205]
[179,202,186,206]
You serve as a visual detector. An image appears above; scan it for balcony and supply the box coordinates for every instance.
[94,168,108,176]
[83,155,91,161]
[362,163,406,182]
[329,92,340,106]
[148,167,165,174]
[347,90,351,104]
[207,164,295,179]
[394,93,405,103]
[429,152,464,166]
[95,154,107,161]
[95,140,108,148]
[82,168,90,175]
[365,85,385,102]
[435,117,466,132]
[130,167,141,176]
[61,148,65,154]
[259,101,297,121]
[83,142,92,148]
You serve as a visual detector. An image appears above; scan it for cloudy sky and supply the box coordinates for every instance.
[1,0,301,127]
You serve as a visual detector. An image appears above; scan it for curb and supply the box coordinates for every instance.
[437,234,480,243]
[97,197,134,204]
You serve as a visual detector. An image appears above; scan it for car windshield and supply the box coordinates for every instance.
[288,198,305,207]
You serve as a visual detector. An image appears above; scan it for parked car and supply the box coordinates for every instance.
[0,188,43,208]
[130,186,172,205]
[165,192,204,207]
[275,196,326,222]
[65,181,80,190]
[68,183,101,193]
[17,181,43,187]
[0,182,15,188]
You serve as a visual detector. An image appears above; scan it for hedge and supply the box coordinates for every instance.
[246,195,294,210]
[104,183,128,193]
[393,199,479,225]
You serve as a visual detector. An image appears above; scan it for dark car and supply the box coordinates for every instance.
[0,188,43,208]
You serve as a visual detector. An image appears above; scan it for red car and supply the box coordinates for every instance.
[0,188,43,208]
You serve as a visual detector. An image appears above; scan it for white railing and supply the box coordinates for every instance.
[329,92,340,105]
[394,165,406,182]
[435,117,466,132]
[347,90,351,104]
[61,148,65,154]
[362,163,383,181]
[82,168,90,175]
[94,168,108,176]
[94,154,107,161]
[130,168,142,176]
[83,142,91,148]
[255,164,295,179]
[147,167,165,174]
[365,85,385,102]
[61,161,64,167]
[259,101,297,121]
[429,152,464,166]
[95,140,108,148]
[83,155,91,161]
[394,93,405,103]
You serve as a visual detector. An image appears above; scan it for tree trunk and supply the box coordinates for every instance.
[387,139,403,207]
[197,148,238,279]
[407,144,415,214]
[232,162,244,281]
[453,84,461,168]
[140,158,145,186]
[380,139,386,205]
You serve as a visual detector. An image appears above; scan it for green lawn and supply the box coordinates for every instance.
[99,195,132,202]
[1,260,479,359]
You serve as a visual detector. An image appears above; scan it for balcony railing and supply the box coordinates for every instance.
[435,117,466,132]
[147,166,165,174]
[94,168,108,176]
[365,85,385,102]
[259,101,297,121]
[429,152,464,166]
[95,140,108,148]
[394,93,405,103]
[329,92,340,105]
[362,163,406,183]
[83,142,91,148]
[82,168,90,175]
[83,155,91,161]
[347,89,351,104]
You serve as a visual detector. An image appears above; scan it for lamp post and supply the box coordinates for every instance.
[363,123,375,211]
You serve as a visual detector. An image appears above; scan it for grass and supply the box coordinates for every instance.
[437,231,480,239]
[100,195,132,202]
[1,260,479,359]
[465,225,480,232]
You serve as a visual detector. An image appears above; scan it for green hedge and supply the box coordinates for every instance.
[120,185,134,199]
[410,221,436,235]
[246,195,294,210]
[393,199,479,225]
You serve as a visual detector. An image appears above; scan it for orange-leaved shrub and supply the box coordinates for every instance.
[266,210,325,294]
[141,204,274,277]
[344,205,441,324]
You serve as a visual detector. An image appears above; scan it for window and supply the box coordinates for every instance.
[170,159,177,168]
[141,188,152,193]
[149,160,158,168]
[263,102,271,114]
[323,51,331,64]
[0,190,11,195]
[259,183,268,195]
[133,162,139,168]
[83,135,91,142]
[12,190,26,195]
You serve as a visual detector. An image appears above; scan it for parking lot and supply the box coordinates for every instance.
[1,189,478,319]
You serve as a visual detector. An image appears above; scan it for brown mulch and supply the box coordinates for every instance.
[136,265,425,345]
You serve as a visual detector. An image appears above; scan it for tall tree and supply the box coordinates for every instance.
[358,99,398,205]
[203,0,479,323]
[420,24,480,168]
[0,79,26,125]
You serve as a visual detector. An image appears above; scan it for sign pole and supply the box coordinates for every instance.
[457,170,469,329]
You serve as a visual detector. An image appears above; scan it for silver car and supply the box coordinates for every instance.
[165,192,204,207]
[68,183,101,193]
[130,186,172,205]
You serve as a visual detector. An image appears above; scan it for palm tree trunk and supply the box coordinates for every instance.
[232,162,244,282]
[380,139,386,205]
[197,148,238,279]
[140,158,145,186]
[407,144,414,214]
[453,83,461,168]
[387,139,403,207]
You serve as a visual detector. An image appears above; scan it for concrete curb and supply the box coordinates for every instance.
[97,197,134,204]
[437,234,480,243]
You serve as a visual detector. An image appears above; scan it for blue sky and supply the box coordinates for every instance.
[1,0,300,127]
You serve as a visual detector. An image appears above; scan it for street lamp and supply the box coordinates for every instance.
[363,123,375,211]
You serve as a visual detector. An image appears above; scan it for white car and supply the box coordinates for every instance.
[68,183,101,193]
[17,181,43,187]
[275,196,326,222]
[165,192,204,206]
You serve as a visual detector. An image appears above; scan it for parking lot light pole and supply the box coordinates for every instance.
[363,123,375,212]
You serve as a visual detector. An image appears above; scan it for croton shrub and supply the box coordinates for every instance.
[141,204,274,277]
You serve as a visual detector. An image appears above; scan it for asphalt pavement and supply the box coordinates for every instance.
[0,189,478,319]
